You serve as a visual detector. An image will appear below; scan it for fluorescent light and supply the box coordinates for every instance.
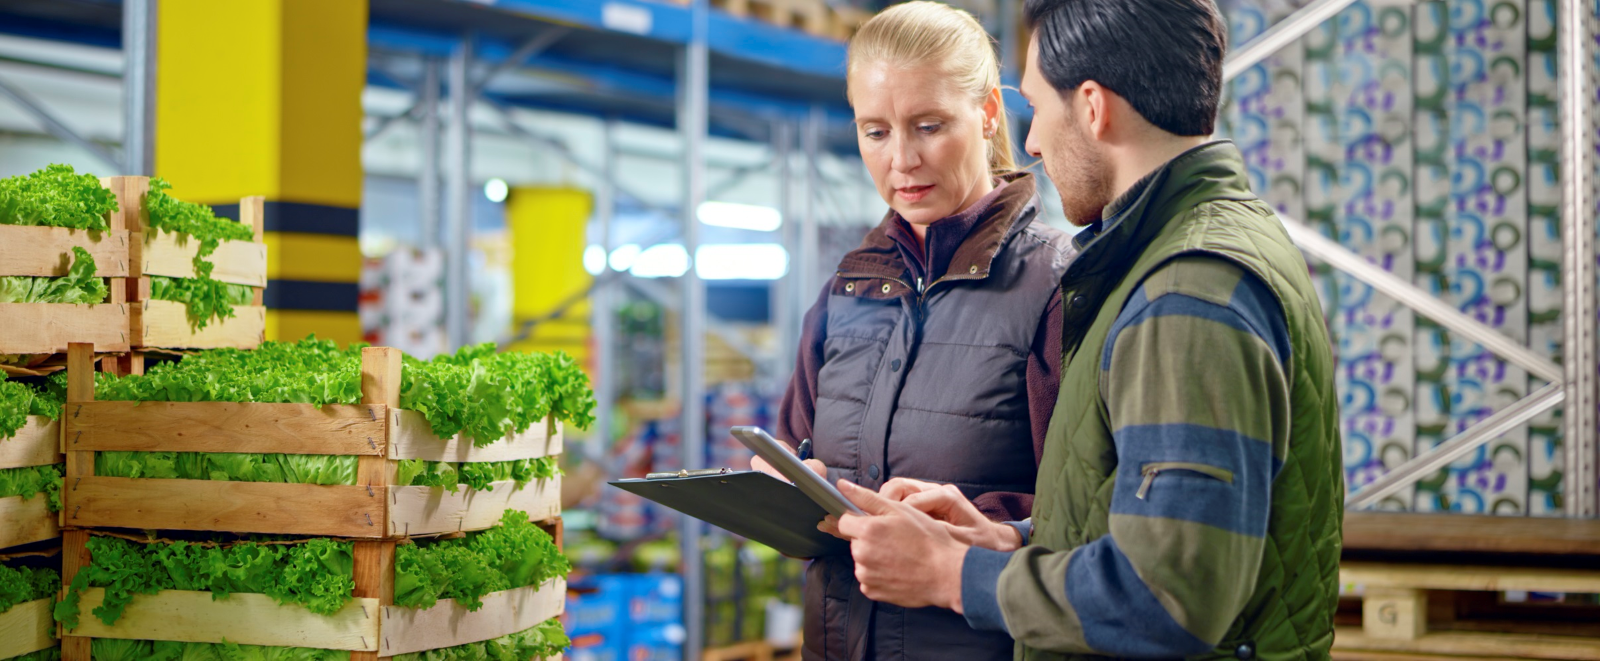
[696,243,789,280]
[630,244,690,278]
[608,244,642,272]
[697,201,782,232]
[583,245,607,275]
[484,178,509,203]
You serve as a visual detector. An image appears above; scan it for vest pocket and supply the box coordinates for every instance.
[1136,461,1234,500]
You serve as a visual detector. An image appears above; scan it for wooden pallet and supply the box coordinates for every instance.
[119,179,267,351]
[0,597,55,659]
[0,415,63,552]
[59,344,563,539]
[0,179,134,357]
[1334,562,1600,660]
[58,526,566,660]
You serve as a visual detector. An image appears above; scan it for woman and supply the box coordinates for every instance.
[754,3,1075,659]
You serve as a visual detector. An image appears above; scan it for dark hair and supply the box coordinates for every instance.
[1024,0,1226,136]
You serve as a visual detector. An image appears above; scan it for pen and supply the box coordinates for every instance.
[797,438,812,461]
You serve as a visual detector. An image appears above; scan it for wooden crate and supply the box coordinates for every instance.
[58,525,566,660]
[1333,562,1600,660]
[749,0,830,36]
[120,180,267,351]
[0,178,134,357]
[59,344,563,539]
[0,597,55,659]
[0,415,64,551]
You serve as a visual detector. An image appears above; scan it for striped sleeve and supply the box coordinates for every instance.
[965,256,1292,655]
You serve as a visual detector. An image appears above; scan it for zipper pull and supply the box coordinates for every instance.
[916,277,925,293]
[1137,466,1158,500]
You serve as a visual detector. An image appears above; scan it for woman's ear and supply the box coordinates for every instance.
[982,87,1003,137]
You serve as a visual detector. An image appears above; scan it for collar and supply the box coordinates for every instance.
[836,172,1040,298]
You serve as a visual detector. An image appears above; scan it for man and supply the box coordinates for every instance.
[830,0,1344,659]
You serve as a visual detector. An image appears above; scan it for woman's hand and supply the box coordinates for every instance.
[883,478,1023,552]
[750,454,827,481]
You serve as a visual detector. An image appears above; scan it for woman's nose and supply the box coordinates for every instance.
[890,135,921,172]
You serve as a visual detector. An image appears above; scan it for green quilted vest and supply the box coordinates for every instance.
[1027,143,1343,661]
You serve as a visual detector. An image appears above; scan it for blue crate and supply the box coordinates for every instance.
[565,585,626,638]
[625,573,683,626]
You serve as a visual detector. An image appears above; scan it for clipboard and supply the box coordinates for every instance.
[610,469,849,559]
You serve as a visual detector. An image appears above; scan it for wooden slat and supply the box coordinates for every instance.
[388,476,562,537]
[1333,627,1600,661]
[100,176,146,232]
[1341,562,1600,594]
[135,300,265,350]
[0,494,58,551]
[381,579,566,656]
[0,416,62,469]
[60,529,90,660]
[390,411,563,463]
[70,588,380,651]
[0,598,55,659]
[0,226,129,277]
[141,232,266,286]
[1344,512,1600,556]
[65,477,386,538]
[352,540,395,661]
[68,401,385,456]
[0,304,129,354]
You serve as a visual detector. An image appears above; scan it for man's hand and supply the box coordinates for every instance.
[749,454,826,481]
[834,480,968,612]
[884,478,1024,553]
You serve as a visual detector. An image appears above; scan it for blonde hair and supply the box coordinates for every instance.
[847,1,1017,173]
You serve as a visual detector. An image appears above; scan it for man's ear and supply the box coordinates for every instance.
[1080,80,1112,140]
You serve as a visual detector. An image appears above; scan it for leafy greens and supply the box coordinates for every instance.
[90,639,346,661]
[0,464,62,512]
[0,247,108,305]
[393,509,569,611]
[96,452,558,492]
[0,564,59,614]
[95,337,596,444]
[5,648,60,661]
[389,618,570,660]
[143,179,256,331]
[0,164,116,230]
[0,374,65,439]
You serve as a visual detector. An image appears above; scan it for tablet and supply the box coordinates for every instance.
[730,426,865,517]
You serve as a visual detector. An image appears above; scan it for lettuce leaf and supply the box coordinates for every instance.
[0,164,115,230]
[0,247,107,305]
[93,639,344,661]
[0,375,65,439]
[393,509,568,611]
[389,618,569,661]
[0,464,63,511]
[0,563,60,614]
[150,276,255,331]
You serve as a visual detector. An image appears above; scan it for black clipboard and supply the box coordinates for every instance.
[610,469,849,559]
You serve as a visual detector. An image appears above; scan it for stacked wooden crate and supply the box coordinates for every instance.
[696,0,870,41]
[1334,512,1600,660]
[0,416,64,661]
[56,343,569,660]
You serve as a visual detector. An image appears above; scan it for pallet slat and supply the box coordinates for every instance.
[0,416,62,469]
[65,477,386,538]
[390,411,563,462]
[1333,628,1600,661]
[133,300,265,350]
[1343,512,1600,556]
[141,233,267,287]
[388,477,562,537]
[1342,562,1600,594]
[0,494,58,551]
[70,402,385,456]
[381,579,565,656]
[69,589,380,652]
[0,304,129,354]
[0,226,129,277]
[0,598,55,659]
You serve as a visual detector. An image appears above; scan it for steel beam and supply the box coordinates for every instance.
[677,1,710,658]
[594,117,619,464]
[1347,384,1567,509]
[1559,0,1600,517]
[774,119,798,380]
[0,75,121,171]
[122,0,156,175]
[1281,218,1564,384]
[443,36,473,350]
[801,105,824,302]
[1222,0,1360,83]
[419,57,442,246]
[367,28,569,141]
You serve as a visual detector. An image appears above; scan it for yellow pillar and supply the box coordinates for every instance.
[154,0,366,344]
[506,187,593,364]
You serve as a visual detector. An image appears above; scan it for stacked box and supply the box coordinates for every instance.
[567,574,685,661]
[56,344,570,660]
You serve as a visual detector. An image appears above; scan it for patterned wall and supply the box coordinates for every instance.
[1217,0,1586,515]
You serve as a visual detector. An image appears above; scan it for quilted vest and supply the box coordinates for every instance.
[804,177,1075,661]
[1028,143,1343,661]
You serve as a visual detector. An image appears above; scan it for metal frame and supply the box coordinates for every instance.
[443,35,473,350]
[0,75,121,171]
[678,1,710,658]
[122,0,156,176]
[1218,0,1598,516]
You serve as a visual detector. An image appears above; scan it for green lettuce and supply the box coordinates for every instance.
[4,648,62,661]
[0,247,108,305]
[389,618,569,660]
[96,452,555,491]
[150,276,255,332]
[0,164,115,230]
[0,375,65,439]
[91,639,346,661]
[143,178,256,332]
[0,564,59,614]
[393,509,568,611]
[0,464,62,511]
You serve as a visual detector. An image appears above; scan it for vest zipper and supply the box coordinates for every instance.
[1136,461,1235,500]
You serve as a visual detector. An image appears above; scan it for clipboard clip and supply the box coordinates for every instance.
[646,468,734,480]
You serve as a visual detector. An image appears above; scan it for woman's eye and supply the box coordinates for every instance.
[918,123,942,134]
[864,129,887,140]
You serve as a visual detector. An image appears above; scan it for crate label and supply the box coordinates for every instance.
[602,2,652,35]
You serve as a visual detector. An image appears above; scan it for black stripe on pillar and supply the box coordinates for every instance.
[263,280,360,312]
[210,201,360,237]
